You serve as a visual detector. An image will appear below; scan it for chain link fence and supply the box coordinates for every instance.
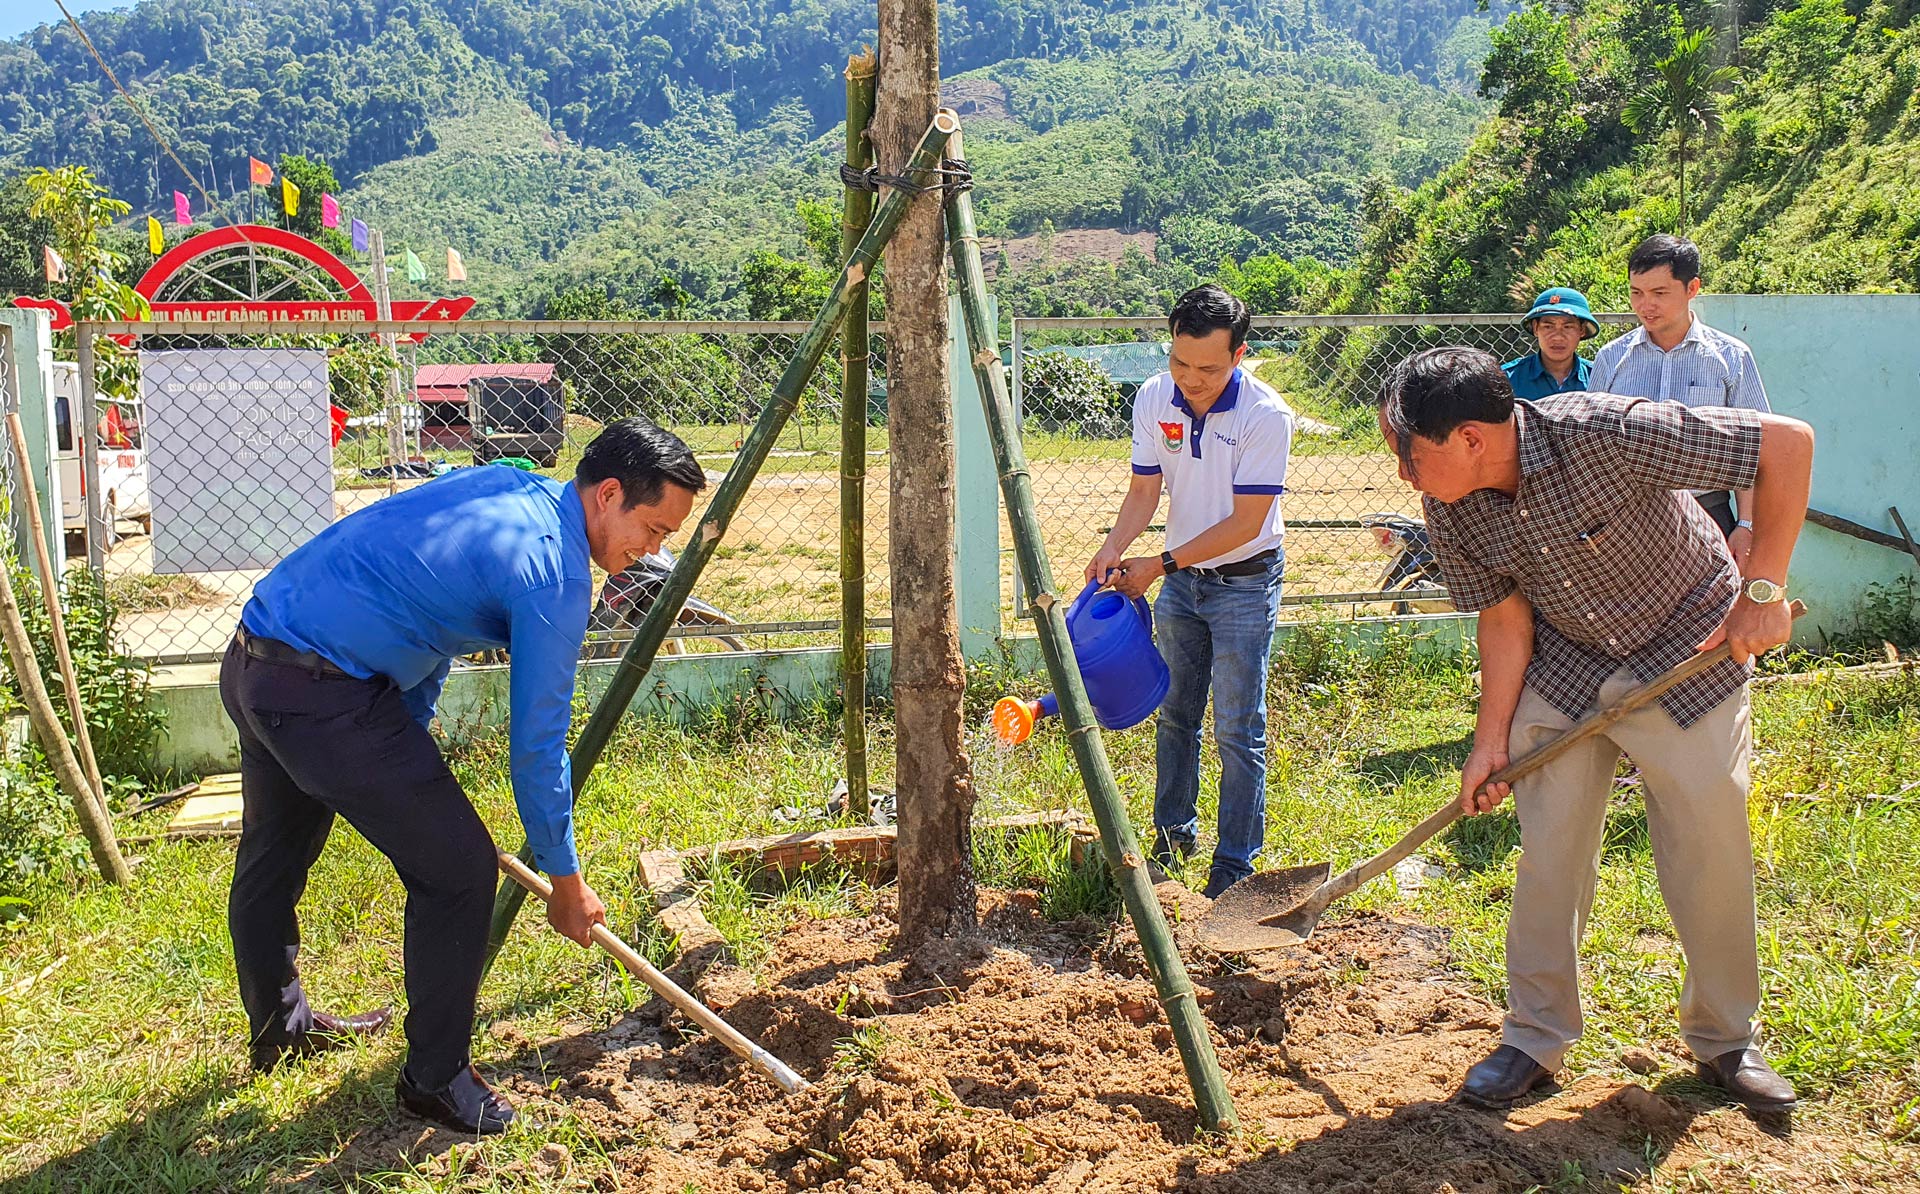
[72,318,889,663]
[57,311,1636,664]
[1008,313,1635,619]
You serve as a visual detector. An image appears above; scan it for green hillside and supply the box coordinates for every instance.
[1327,0,1920,315]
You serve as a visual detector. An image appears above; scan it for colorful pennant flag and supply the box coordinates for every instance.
[42,245,64,282]
[404,248,425,282]
[249,156,273,186]
[148,217,165,256]
[282,177,300,216]
[173,190,191,226]
[351,218,369,254]
[446,247,467,282]
[321,193,340,229]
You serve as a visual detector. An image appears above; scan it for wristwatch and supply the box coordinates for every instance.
[1160,550,1180,575]
[1744,577,1786,604]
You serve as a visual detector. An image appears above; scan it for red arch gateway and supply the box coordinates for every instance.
[14,224,475,335]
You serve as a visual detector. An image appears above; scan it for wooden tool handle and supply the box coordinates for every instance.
[496,853,810,1093]
[1334,600,1806,898]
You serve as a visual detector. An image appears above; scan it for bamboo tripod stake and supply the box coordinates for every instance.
[940,114,1239,1135]
[496,852,809,1093]
[483,112,963,969]
[839,49,877,820]
[5,412,108,819]
[0,547,127,884]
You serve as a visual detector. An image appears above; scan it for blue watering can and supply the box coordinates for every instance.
[992,580,1171,745]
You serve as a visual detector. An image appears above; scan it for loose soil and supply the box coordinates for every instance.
[380,892,1913,1192]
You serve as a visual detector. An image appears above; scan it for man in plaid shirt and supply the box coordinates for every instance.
[1377,347,1814,1112]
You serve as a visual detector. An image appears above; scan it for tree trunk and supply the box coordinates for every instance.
[876,3,976,941]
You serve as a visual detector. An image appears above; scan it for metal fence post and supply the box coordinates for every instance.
[74,324,106,574]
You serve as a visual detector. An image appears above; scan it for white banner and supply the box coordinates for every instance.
[140,348,334,574]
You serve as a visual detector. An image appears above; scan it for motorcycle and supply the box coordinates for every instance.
[1361,513,1452,616]
[585,547,748,656]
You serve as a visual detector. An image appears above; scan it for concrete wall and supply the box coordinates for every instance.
[1695,295,1920,644]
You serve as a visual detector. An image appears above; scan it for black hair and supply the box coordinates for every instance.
[1627,234,1702,284]
[1168,284,1251,350]
[575,416,706,508]
[1376,347,1514,468]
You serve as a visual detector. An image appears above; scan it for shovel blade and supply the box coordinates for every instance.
[1197,862,1334,953]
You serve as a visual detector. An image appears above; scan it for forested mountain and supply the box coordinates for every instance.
[1329,0,1920,313]
[0,0,1496,316]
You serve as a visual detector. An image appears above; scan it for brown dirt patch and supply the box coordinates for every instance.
[939,79,1012,122]
[449,895,1910,1192]
[980,227,1161,280]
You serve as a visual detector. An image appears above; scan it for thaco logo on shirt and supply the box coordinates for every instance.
[1158,420,1184,451]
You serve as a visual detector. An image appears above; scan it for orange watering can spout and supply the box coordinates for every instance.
[991,696,1043,746]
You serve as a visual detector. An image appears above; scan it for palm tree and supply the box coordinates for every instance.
[1623,28,1740,231]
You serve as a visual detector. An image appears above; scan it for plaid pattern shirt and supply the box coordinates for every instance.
[1424,394,1763,727]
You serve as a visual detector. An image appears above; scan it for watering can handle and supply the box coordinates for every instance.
[1075,578,1155,637]
[1069,578,1156,643]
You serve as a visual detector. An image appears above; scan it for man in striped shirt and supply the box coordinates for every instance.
[1591,235,1772,570]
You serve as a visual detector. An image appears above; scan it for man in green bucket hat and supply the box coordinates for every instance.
[1503,287,1598,400]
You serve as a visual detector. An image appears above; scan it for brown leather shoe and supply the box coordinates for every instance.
[1458,1044,1553,1109]
[1699,1047,1797,1111]
[251,1007,395,1072]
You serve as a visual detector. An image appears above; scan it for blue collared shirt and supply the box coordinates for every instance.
[1502,351,1591,400]
[241,465,593,876]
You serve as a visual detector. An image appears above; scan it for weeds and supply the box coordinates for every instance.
[0,631,1913,1188]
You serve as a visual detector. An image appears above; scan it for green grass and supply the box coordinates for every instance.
[0,636,1914,1188]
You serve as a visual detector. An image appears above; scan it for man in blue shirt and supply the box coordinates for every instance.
[1502,287,1597,400]
[222,417,704,1134]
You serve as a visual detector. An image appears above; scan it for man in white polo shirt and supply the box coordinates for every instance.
[1087,285,1295,898]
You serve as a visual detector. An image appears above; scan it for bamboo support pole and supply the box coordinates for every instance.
[0,550,127,884]
[483,111,962,970]
[839,50,878,820]
[941,123,1239,1135]
[497,852,810,1093]
[5,412,108,819]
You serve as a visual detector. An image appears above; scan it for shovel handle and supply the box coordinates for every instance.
[1331,600,1805,899]
[496,853,810,1093]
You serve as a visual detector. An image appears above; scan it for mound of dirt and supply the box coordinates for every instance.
[480,895,1906,1193]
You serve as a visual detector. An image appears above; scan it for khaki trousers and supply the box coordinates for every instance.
[1501,668,1759,1069]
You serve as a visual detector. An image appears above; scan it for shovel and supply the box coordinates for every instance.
[1199,602,1804,952]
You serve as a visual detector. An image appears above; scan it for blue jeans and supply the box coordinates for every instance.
[1152,560,1282,894]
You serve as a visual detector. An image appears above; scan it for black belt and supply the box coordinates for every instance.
[1188,549,1278,578]
[234,625,353,678]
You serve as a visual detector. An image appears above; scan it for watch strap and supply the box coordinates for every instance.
[1160,550,1179,575]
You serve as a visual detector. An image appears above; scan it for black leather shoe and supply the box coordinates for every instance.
[251,1006,395,1072]
[1150,828,1198,871]
[397,1064,516,1135]
[1201,869,1247,900]
[1699,1047,1797,1111]
[1458,1044,1553,1108]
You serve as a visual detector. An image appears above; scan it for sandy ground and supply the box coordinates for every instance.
[333,894,1914,1193]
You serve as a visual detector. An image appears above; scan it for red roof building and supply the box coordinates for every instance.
[413,362,556,407]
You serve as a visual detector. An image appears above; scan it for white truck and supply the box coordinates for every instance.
[51,360,151,549]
